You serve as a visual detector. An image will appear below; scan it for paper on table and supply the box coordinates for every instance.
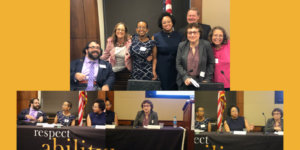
[95,125,106,129]
[274,131,284,135]
[144,125,161,129]
[105,125,116,129]
[233,131,247,135]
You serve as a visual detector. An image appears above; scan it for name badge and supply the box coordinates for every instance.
[64,119,69,123]
[99,64,107,68]
[201,124,206,128]
[139,47,147,51]
[200,71,205,77]
[215,58,219,64]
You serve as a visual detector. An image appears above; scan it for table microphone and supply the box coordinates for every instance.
[262,112,267,132]
[220,70,230,83]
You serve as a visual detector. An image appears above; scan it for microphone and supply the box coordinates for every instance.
[220,70,230,84]
[262,112,267,126]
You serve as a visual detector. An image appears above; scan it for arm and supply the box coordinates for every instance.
[133,112,140,127]
[207,122,212,132]
[203,42,215,82]
[224,120,230,132]
[114,113,119,126]
[102,63,115,91]
[176,42,190,84]
[17,110,28,120]
[71,119,75,126]
[87,114,92,127]
[152,42,158,80]
[244,119,252,132]
[100,38,114,61]
[153,112,159,125]
[54,115,58,124]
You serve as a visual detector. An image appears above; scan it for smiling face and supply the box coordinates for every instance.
[162,16,173,32]
[212,29,224,47]
[187,10,200,24]
[187,27,200,43]
[142,102,151,113]
[115,24,126,39]
[136,21,148,37]
[86,42,100,60]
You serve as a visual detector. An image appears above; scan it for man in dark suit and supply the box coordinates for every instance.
[178,7,211,41]
[17,98,47,124]
[70,41,115,91]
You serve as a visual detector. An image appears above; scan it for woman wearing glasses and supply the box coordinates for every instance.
[176,23,215,90]
[133,100,158,127]
[265,108,284,132]
[101,22,132,89]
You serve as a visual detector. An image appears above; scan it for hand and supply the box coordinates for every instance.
[37,116,43,123]
[25,115,36,121]
[152,72,158,80]
[146,55,153,62]
[250,124,254,131]
[75,73,86,81]
[102,85,110,91]
[274,127,282,131]
[184,78,191,86]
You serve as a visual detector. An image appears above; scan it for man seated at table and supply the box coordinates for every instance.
[133,100,158,127]
[17,98,47,124]
[70,41,115,91]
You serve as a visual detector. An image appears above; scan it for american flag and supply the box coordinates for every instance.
[78,91,87,126]
[163,0,172,14]
[217,91,226,132]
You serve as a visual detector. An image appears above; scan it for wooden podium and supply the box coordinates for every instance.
[182,100,195,150]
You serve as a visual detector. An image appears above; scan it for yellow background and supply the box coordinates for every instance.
[0,0,298,149]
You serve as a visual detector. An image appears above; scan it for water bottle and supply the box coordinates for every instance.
[173,116,177,128]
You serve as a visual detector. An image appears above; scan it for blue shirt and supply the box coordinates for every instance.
[89,112,106,125]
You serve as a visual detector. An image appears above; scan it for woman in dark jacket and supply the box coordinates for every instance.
[176,23,214,90]
[265,108,284,132]
[133,100,158,127]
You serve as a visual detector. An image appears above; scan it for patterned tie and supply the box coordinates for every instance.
[86,61,96,91]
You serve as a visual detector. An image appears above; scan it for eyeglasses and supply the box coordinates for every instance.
[89,46,101,50]
[143,104,151,107]
[162,21,172,24]
[187,31,200,35]
[116,28,125,32]
[213,34,223,38]
[137,27,147,30]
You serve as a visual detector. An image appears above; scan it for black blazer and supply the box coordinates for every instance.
[70,57,115,90]
[178,23,212,41]
[265,118,284,132]
[133,111,158,127]
[176,40,215,88]
[17,109,47,122]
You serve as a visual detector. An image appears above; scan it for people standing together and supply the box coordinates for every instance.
[70,8,230,91]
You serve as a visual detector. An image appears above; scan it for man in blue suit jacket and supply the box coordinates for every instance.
[17,98,47,124]
[71,41,115,91]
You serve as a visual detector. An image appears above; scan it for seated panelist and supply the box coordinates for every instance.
[133,100,158,127]
[54,101,76,126]
[17,98,47,124]
[87,99,106,126]
[265,108,284,132]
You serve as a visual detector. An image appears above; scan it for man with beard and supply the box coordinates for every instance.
[70,41,115,91]
[179,8,211,41]
[17,98,47,124]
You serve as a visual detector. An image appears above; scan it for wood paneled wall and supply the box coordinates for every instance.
[191,0,203,23]
[17,91,38,115]
[71,0,100,61]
